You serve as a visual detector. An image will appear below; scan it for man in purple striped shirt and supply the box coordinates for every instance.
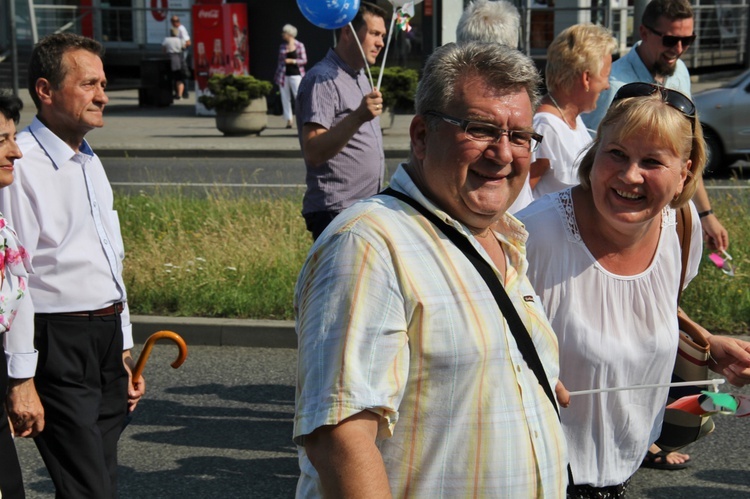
[296,2,387,240]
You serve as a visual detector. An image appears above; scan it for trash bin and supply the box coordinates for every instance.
[138,57,173,107]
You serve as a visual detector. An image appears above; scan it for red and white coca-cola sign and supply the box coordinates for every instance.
[195,7,221,28]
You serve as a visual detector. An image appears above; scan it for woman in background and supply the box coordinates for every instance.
[162,27,187,100]
[529,24,616,200]
[274,24,307,129]
[0,92,44,499]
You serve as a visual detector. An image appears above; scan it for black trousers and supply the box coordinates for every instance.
[303,210,341,241]
[33,313,129,499]
[0,341,26,499]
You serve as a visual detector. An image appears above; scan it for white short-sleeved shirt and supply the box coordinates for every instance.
[531,113,592,200]
[517,189,702,487]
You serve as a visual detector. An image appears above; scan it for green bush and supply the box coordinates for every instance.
[198,74,273,112]
[370,66,419,112]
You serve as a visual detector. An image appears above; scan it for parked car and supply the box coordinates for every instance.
[694,69,750,175]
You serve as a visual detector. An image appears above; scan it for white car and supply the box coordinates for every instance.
[694,69,750,175]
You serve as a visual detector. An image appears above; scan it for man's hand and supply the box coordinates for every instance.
[357,89,384,122]
[701,213,729,252]
[301,88,384,167]
[706,335,750,387]
[7,377,44,437]
[123,350,146,413]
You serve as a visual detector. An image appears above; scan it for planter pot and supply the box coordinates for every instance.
[215,98,268,136]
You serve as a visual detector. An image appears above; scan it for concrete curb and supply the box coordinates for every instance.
[95,148,412,159]
[132,315,296,349]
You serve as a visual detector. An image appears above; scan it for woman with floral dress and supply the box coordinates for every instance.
[0,92,43,499]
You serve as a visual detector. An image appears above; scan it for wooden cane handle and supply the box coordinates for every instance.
[132,330,188,383]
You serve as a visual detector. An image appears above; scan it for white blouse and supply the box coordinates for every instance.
[517,189,702,487]
[531,112,593,200]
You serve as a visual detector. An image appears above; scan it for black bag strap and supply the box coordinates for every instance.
[381,188,559,417]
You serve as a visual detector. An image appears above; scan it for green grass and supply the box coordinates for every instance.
[117,188,310,320]
[680,184,750,334]
[117,182,750,333]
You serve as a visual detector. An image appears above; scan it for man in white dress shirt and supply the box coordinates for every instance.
[0,33,145,499]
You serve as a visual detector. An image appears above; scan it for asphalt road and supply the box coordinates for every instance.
[103,157,403,197]
[13,344,750,499]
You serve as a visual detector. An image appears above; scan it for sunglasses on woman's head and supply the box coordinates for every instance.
[612,82,696,119]
[644,25,697,48]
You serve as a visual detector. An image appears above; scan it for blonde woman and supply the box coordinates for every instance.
[519,85,750,496]
[529,24,617,200]
[274,24,307,129]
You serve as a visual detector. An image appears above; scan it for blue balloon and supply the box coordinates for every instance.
[297,0,361,30]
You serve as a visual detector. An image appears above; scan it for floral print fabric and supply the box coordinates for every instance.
[0,214,30,333]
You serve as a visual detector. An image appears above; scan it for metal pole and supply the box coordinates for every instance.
[10,0,19,95]
[28,0,38,44]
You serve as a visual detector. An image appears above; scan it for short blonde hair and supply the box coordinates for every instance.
[578,93,706,208]
[545,24,616,95]
[282,24,298,38]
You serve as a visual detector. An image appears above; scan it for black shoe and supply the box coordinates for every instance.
[183,90,189,98]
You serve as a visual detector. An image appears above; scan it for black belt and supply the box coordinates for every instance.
[56,302,123,318]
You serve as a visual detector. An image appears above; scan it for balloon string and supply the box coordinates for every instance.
[349,21,374,89]
[568,378,724,396]
[376,8,397,90]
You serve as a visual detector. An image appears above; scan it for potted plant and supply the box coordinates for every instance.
[198,74,274,136]
[370,66,419,129]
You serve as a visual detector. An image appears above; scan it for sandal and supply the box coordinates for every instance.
[640,450,691,470]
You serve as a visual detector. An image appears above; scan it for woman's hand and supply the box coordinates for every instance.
[555,380,570,408]
[706,335,750,387]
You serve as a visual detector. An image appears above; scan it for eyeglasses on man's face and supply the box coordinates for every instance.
[424,110,542,152]
[612,82,696,118]
[644,25,696,48]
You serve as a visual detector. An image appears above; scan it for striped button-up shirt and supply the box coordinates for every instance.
[294,165,567,498]
[296,49,384,215]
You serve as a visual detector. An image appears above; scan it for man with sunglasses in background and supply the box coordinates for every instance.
[583,0,728,472]
[583,0,728,261]
[294,42,568,497]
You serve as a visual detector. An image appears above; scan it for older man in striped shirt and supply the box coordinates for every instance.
[294,42,568,498]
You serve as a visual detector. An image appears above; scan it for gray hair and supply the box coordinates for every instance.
[415,42,541,116]
[456,0,520,48]
[282,24,298,38]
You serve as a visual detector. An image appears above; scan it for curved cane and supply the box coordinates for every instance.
[132,330,188,383]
